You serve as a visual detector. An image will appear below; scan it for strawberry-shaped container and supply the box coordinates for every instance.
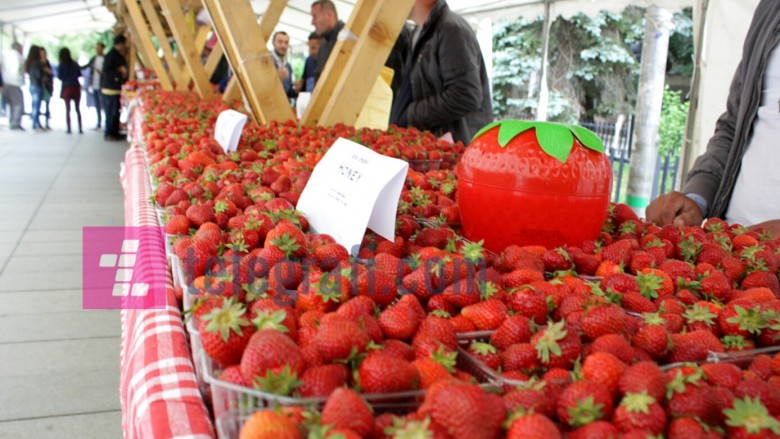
[457,120,612,252]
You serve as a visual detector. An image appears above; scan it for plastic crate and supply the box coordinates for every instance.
[187,320,212,398]
[201,343,498,423]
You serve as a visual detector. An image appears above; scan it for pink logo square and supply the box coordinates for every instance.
[83,227,167,309]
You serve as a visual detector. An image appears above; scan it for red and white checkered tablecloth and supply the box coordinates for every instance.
[119,145,215,439]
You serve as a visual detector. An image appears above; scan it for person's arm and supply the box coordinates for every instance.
[406,23,485,129]
[748,220,780,238]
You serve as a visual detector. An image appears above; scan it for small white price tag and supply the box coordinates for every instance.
[297,138,409,256]
[214,109,248,153]
[296,92,311,120]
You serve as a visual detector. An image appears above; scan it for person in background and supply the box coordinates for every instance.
[84,42,105,130]
[1,42,25,130]
[389,0,492,145]
[270,31,297,104]
[27,45,51,132]
[38,48,54,130]
[101,34,128,141]
[296,32,321,93]
[646,0,780,237]
[57,47,83,134]
[310,0,344,84]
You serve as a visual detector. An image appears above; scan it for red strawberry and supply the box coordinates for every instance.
[467,341,501,370]
[507,287,550,325]
[420,381,506,439]
[314,314,370,363]
[582,351,627,395]
[378,303,421,340]
[580,304,628,341]
[532,320,583,370]
[321,387,374,437]
[297,364,349,397]
[742,270,780,296]
[502,343,541,374]
[199,299,254,367]
[240,329,304,386]
[632,324,671,361]
[567,421,620,439]
[358,352,420,393]
[506,412,562,439]
[413,355,456,389]
[542,247,573,272]
[590,333,634,364]
[613,391,667,435]
[218,365,249,387]
[490,315,532,350]
[314,243,349,271]
[238,410,300,439]
[461,299,507,330]
[186,203,216,227]
[556,380,615,429]
[619,361,667,401]
[723,396,780,438]
[503,380,556,417]
[265,222,307,259]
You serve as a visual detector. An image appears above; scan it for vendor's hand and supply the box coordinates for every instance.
[748,220,780,239]
[277,66,290,81]
[646,191,704,226]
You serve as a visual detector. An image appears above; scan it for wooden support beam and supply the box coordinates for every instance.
[139,0,184,89]
[258,0,288,42]
[125,0,175,90]
[160,0,214,98]
[202,0,293,123]
[223,76,241,104]
[303,0,413,127]
[128,42,138,81]
[194,24,211,54]
[204,41,223,77]
[127,10,173,90]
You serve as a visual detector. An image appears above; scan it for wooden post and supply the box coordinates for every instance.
[201,0,294,123]
[125,0,175,90]
[160,0,214,98]
[302,0,413,127]
[224,76,242,104]
[204,42,224,77]
[139,0,184,88]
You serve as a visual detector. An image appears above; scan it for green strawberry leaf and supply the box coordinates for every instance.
[497,120,534,147]
[535,123,574,162]
[569,125,605,153]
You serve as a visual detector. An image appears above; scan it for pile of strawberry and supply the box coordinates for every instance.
[134,91,780,438]
[234,352,780,438]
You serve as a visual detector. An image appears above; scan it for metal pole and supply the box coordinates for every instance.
[681,0,709,184]
[536,0,551,121]
[626,6,675,215]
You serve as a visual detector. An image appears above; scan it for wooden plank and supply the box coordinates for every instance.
[204,41,224,77]
[202,0,294,123]
[302,0,414,126]
[139,0,184,89]
[258,0,288,42]
[194,24,211,53]
[160,0,214,98]
[125,0,174,90]
[128,38,138,81]
[223,76,241,103]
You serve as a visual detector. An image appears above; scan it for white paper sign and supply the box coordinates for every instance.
[296,92,311,120]
[214,109,248,153]
[297,138,409,256]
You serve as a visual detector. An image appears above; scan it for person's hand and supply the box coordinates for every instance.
[277,66,290,81]
[748,220,780,239]
[645,191,704,226]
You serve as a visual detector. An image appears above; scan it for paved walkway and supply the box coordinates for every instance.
[0,113,125,438]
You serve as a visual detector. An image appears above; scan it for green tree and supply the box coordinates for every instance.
[658,86,689,157]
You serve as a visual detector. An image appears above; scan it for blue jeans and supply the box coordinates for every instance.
[93,90,104,128]
[102,93,121,137]
[30,85,43,129]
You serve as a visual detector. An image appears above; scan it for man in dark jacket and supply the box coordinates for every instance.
[389,0,492,145]
[311,0,345,84]
[101,34,128,141]
[647,0,780,236]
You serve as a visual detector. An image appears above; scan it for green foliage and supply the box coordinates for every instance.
[658,86,689,157]
[30,30,113,65]
[492,7,694,121]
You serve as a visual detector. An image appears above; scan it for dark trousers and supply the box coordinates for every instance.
[102,93,120,137]
[93,90,104,128]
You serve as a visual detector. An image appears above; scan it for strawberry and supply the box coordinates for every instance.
[358,352,420,393]
[613,391,666,435]
[582,351,627,395]
[532,320,583,369]
[670,330,725,363]
[321,387,374,437]
[742,270,780,296]
[265,222,307,259]
[507,287,550,325]
[542,247,573,272]
[414,227,451,248]
[165,214,191,235]
[700,270,733,301]
[378,302,421,340]
[413,355,456,389]
[629,250,656,274]
[297,364,349,397]
[735,379,780,415]
[296,271,350,313]
[467,342,501,370]
[503,380,556,417]
[601,273,639,294]
[506,412,562,439]
[723,396,780,437]
[667,417,710,439]
[186,203,216,227]
[572,252,600,276]
[566,421,620,439]
[580,304,628,341]
[380,339,416,362]
[314,243,349,271]
[314,314,370,363]
[622,291,657,314]
[612,203,639,225]
[701,362,742,390]
[502,343,541,373]
[240,329,304,385]
[590,333,634,364]
[636,268,674,299]
[666,371,716,423]
[599,239,637,266]
[556,380,615,429]
[355,269,398,308]
[502,268,545,289]
[420,381,506,439]
[632,324,671,361]
[238,410,301,439]
[719,303,769,338]
[461,299,507,330]
[199,299,254,367]
[619,361,667,401]
[490,315,532,350]
[659,259,696,282]
[218,365,249,387]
